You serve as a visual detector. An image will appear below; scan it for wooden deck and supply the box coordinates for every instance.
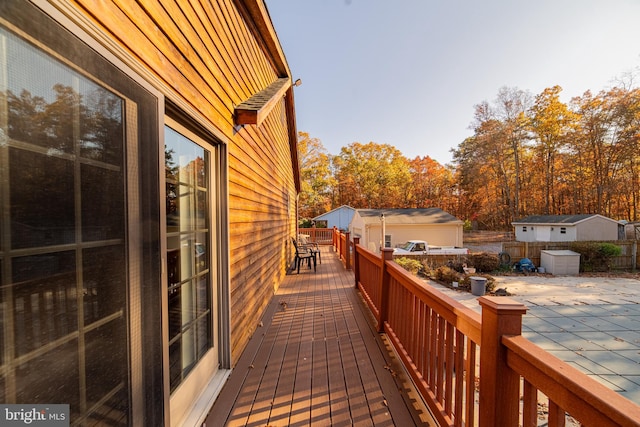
[205,246,435,426]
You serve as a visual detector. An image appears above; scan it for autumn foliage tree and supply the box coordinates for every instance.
[408,156,454,209]
[296,137,461,221]
[297,132,335,218]
[455,82,640,228]
[332,142,411,208]
[296,78,640,230]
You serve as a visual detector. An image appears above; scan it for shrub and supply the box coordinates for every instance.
[446,259,466,273]
[395,257,424,275]
[599,242,622,258]
[419,261,432,277]
[434,266,462,284]
[569,242,622,272]
[466,253,500,273]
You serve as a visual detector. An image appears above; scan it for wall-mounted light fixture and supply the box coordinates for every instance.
[293,78,302,87]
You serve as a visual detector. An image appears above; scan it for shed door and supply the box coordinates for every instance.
[538,227,551,241]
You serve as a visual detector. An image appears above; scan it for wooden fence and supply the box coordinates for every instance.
[334,231,640,427]
[502,240,639,270]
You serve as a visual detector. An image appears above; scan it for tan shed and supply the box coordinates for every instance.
[540,250,581,275]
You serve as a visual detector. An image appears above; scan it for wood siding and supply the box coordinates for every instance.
[68,0,298,362]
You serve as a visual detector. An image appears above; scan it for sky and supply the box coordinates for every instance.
[266,0,640,165]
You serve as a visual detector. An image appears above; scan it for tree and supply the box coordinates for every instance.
[610,87,640,220]
[528,86,578,214]
[297,132,335,218]
[494,87,532,219]
[408,156,452,209]
[333,142,411,208]
[452,87,532,228]
[451,136,493,227]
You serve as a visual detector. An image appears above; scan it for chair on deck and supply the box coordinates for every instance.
[292,238,317,273]
[298,235,321,264]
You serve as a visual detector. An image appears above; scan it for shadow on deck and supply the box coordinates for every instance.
[205,246,435,426]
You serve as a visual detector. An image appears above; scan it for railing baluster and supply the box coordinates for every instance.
[429,310,437,388]
[423,305,431,385]
[465,342,477,425]
[418,302,428,377]
[453,330,465,427]
[436,316,445,403]
[548,400,566,427]
[522,380,537,427]
[403,286,411,351]
[445,321,454,414]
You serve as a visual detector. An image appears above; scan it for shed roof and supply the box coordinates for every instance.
[512,214,619,225]
[357,208,462,225]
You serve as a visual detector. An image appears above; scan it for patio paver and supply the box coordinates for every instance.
[428,274,640,404]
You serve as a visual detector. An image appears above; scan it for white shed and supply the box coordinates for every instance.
[512,214,621,242]
[540,250,580,275]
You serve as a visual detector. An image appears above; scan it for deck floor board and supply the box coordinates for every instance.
[206,247,434,426]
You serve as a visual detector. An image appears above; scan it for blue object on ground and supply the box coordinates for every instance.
[514,257,536,272]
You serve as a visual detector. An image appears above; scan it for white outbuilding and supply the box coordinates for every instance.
[512,214,622,242]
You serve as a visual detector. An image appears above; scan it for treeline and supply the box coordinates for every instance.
[298,83,640,230]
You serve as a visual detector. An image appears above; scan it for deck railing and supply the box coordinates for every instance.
[332,227,352,270]
[333,231,640,427]
[297,227,334,244]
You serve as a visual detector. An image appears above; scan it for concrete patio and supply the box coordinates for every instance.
[430,274,640,403]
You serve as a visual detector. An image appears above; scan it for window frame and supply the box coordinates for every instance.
[0,1,164,424]
[162,115,231,426]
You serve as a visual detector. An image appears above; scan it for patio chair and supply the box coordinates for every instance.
[298,235,321,264]
[292,238,317,273]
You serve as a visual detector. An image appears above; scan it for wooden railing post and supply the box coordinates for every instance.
[353,237,360,288]
[332,226,337,251]
[478,296,527,427]
[378,248,394,333]
[344,231,351,270]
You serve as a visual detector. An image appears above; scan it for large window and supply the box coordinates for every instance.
[165,125,213,393]
[0,27,130,424]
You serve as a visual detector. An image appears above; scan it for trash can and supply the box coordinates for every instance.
[470,276,487,296]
